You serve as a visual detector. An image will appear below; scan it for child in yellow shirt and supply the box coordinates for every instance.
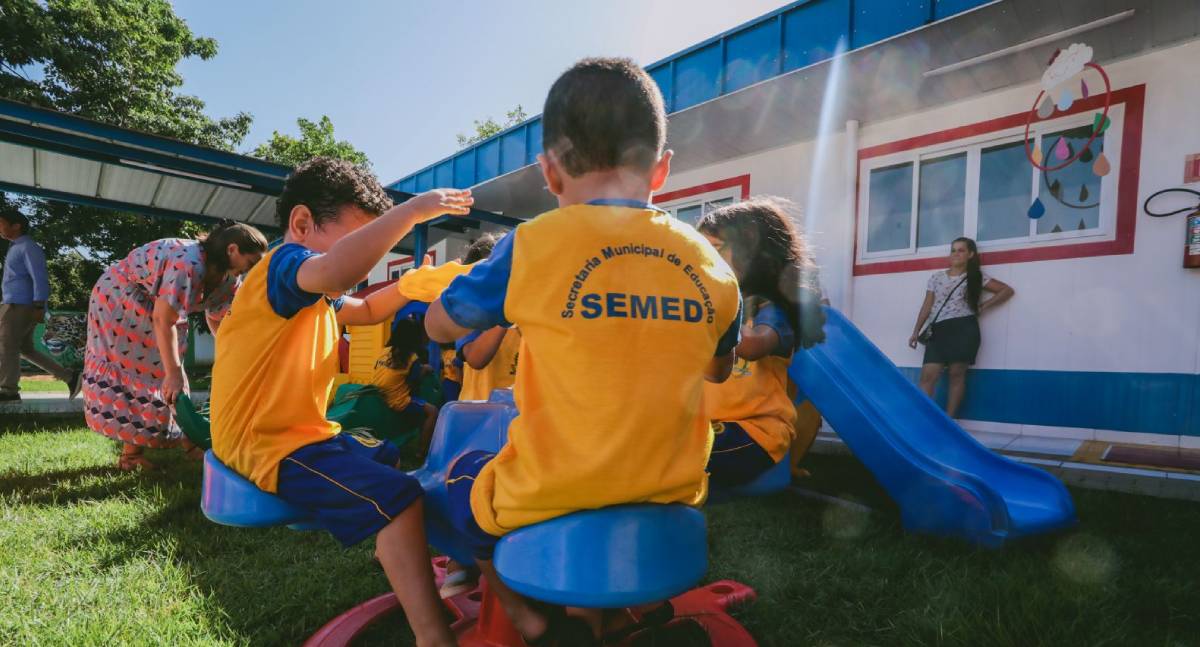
[370,316,438,452]
[455,235,521,401]
[697,197,826,486]
[426,58,743,644]
[210,157,472,646]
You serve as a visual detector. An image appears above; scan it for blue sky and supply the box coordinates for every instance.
[174,0,785,183]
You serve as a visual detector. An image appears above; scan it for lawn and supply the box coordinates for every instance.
[17,376,68,392]
[2,418,1199,646]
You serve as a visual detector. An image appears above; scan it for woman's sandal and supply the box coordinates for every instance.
[180,439,205,462]
[117,450,156,472]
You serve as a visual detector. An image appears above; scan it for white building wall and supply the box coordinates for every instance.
[659,39,1200,439]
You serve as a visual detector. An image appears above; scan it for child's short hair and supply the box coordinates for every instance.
[463,234,498,264]
[542,57,666,177]
[276,157,392,229]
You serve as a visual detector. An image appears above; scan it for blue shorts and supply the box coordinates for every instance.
[275,430,423,547]
[446,450,502,560]
[396,398,430,429]
[442,379,461,403]
[707,422,777,487]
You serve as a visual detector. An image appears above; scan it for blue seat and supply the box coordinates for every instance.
[493,504,707,608]
[412,389,708,607]
[201,451,317,530]
[730,455,792,496]
[409,390,517,565]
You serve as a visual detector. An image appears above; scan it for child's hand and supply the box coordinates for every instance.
[399,188,474,223]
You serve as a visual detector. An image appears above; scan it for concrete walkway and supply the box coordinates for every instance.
[0,391,209,416]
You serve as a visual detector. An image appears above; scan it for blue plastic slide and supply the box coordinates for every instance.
[788,307,1077,548]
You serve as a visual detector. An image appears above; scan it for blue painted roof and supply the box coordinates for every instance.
[391,0,995,193]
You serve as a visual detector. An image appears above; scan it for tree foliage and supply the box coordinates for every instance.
[0,0,251,310]
[456,105,528,148]
[253,115,369,168]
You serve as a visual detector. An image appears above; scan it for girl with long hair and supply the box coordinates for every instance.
[696,197,825,486]
[908,237,1014,418]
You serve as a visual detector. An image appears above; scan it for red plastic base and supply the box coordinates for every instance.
[305,556,758,647]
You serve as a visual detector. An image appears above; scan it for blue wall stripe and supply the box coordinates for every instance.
[897,368,1200,437]
[391,0,995,189]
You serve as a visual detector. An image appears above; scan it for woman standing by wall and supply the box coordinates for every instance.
[83,220,267,470]
[908,237,1014,419]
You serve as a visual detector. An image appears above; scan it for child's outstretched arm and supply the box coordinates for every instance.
[426,299,473,343]
[337,289,411,326]
[426,231,515,343]
[296,189,472,295]
[460,326,508,369]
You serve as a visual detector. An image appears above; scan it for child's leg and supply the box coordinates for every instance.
[375,500,456,647]
[419,403,438,455]
[276,434,453,645]
[707,422,776,487]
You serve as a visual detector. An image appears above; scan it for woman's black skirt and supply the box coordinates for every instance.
[923,315,981,365]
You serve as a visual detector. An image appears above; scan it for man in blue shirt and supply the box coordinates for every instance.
[0,209,79,402]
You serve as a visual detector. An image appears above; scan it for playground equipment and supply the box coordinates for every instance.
[790,307,1077,547]
[201,389,760,646]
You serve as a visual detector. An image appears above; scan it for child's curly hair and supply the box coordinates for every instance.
[698,197,825,349]
[276,157,392,230]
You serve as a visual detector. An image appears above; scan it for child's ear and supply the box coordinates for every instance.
[538,153,564,196]
[648,150,673,192]
[288,205,314,241]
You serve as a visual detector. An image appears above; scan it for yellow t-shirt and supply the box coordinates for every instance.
[210,244,342,492]
[370,352,416,411]
[703,301,798,462]
[458,327,522,401]
[441,348,462,383]
[440,201,743,536]
[397,261,475,301]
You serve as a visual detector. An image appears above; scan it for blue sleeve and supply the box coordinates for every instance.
[267,243,323,318]
[754,302,795,357]
[441,231,514,329]
[715,295,743,357]
[25,242,49,303]
[454,328,484,353]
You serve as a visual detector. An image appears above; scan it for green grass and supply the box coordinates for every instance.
[2,419,1199,646]
[18,377,68,392]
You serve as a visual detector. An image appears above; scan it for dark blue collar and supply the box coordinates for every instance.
[586,198,665,212]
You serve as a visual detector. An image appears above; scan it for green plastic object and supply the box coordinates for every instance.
[176,392,213,450]
[174,384,419,452]
[325,384,419,447]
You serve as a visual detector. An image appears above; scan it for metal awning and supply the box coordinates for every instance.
[0,98,293,229]
[0,98,520,258]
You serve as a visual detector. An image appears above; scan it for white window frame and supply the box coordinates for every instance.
[857,104,1124,264]
[657,185,743,224]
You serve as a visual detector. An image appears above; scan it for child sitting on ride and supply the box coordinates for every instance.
[425,57,743,645]
[369,316,439,452]
[696,198,826,487]
[208,157,473,647]
[455,235,522,402]
[439,343,462,402]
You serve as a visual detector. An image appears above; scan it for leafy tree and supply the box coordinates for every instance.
[456,105,528,148]
[253,115,369,167]
[0,0,252,310]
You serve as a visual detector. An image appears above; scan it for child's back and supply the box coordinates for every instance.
[428,57,742,540]
[473,203,740,533]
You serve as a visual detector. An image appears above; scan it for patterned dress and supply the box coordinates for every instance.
[82,239,237,448]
